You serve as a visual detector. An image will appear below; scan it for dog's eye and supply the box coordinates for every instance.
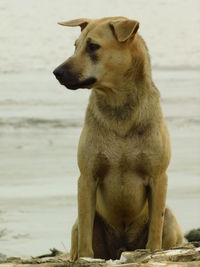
[87,43,100,52]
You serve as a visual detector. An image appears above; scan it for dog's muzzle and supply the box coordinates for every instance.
[53,64,96,90]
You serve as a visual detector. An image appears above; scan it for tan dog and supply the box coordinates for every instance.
[53,17,183,260]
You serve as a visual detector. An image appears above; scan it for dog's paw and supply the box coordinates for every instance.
[69,249,78,262]
[146,241,161,251]
[78,248,94,258]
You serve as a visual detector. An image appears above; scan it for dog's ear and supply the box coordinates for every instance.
[58,18,90,31]
[109,19,139,42]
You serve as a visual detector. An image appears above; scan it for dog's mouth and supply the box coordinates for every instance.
[59,77,97,90]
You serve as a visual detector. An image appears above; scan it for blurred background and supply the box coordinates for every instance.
[0,0,200,257]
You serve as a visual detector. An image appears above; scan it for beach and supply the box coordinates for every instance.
[0,0,200,258]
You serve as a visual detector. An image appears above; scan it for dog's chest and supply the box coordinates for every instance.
[92,139,152,184]
[94,140,150,220]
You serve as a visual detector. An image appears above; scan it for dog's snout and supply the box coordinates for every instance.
[53,59,96,90]
[53,67,64,79]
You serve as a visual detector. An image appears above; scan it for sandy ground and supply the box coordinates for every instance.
[0,69,199,257]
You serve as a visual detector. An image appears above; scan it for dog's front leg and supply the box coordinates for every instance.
[78,174,96,258]
[146,173,168,251]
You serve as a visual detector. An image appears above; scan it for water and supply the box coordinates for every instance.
[0,0,200,258]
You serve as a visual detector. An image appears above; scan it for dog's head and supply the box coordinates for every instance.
[53,17,140,91]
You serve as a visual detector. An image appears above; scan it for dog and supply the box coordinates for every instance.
[53,17,183,260]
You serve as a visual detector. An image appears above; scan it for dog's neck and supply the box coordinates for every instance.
[86,81,161,137]
[94,90,136,122]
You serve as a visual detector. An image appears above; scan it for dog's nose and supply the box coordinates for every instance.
[53,68,64,79]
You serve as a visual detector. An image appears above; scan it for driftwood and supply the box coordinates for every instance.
[0,242,200,267]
